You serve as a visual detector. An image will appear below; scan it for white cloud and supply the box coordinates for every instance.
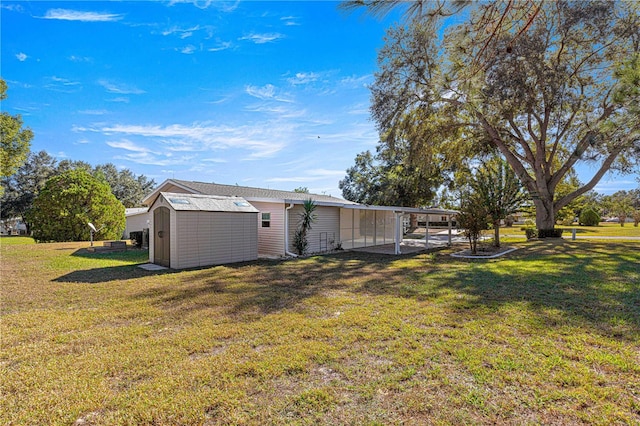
[43,9,123,22]
[281,16,300,26]
[287,72,321,85]
[68,55,92,63]
[16,52,28,62]
[108,97,130,103]
[340,74,372,89]
[106,139,153,153]
[246,84,276,100]
[239,33,284,44]
[245,84,293,103]
[180,45,197,54]
[78,109,108,115]
[78,121,289,159]
[98,80,145,94]
[208,41,232,52]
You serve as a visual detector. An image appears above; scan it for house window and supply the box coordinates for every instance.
[441,216,447,222]
[261,212,271,228]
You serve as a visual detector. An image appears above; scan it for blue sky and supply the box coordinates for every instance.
[1,1,635,198]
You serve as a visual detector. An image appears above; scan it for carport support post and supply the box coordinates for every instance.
[448,214,452,246]
[394,211,402,255]
[425,214,429,249]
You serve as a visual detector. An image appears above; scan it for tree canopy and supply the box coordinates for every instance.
[366,1,640,230]
[26,169,125,242]
[0,78,33,178]
[340,138,443,207]
[1,151,155,227]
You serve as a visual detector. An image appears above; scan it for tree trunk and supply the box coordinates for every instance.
[493,220,500,248]
[534,196,555,230]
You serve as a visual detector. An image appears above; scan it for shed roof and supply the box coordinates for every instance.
[159,192,259,213]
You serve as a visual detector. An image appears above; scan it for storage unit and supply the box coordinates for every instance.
[149,192,259,269]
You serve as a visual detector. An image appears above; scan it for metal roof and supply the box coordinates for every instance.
[144,179,358,206]
[159,192,259,213]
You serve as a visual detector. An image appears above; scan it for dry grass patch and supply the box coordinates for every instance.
[2,238,639,425]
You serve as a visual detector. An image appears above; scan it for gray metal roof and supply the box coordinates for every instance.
[170,179,358,205]
[160,192,259,213]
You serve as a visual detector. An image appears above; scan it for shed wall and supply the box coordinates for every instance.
[174,211,258,269]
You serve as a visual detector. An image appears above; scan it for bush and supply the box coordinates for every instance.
[524,227,537,240]
[538,228,564,238]
[579,208,601,226]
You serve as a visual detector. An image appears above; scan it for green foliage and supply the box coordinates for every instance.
[340,138,442,207]
[293,199,318,255]
[2,151,155,227]
[537,228,564,239]
[0,79,33,178]
[293,186,309,193]
[367,2,640,230]
[523,227,537,240]
[26,169,125,242]
[456,191,488,254]
[472,157,527,247]
[579,208,601,227]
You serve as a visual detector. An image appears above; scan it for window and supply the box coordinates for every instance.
[261,212,271,228]
[234,201,251,207]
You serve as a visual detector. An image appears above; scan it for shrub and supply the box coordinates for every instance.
[538,228,564,238]
[524,227,537,240]
[579,208,601,226]
[634,210,640,227]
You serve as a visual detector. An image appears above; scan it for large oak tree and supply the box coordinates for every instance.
[366,1,640,230]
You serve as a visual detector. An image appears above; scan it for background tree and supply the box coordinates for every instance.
[605,190,635,226]
[0,78,33,179]
[26,169,124,242]
[456,190,489,255]
[340,139,443,206]
[2,151,155,228]
[93,163,155,208]
[365,1,640,231]
[1,151,57,230]
[472,157,527,248]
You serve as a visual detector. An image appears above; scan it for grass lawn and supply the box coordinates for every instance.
[2,237,639,425]
[500,222,640,239]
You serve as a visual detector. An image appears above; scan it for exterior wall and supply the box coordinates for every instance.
[123,212,150,239]
[287,205,340,254]
[174,211,258,269]
[162,183,192,194]
[251,201,285,257]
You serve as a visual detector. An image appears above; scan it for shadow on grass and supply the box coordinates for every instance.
[53,248,175,283]
[133,240,639,340]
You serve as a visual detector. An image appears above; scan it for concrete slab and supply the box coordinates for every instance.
[138,263,168,271]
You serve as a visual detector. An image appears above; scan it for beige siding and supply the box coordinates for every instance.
[287,205,340,254]
[174,211,258,269]
[252,201,285,257]
[162,183,192,194]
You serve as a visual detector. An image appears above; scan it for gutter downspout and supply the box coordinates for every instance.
[285,203,298,257]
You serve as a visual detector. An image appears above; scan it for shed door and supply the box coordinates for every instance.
[154,207,170,267]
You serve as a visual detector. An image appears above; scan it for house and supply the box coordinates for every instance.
[148,192,259,269]
[140,179,457,267]
[123,207,149,239]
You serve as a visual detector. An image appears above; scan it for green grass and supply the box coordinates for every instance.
[501,222,640,238]
[2,238,639,425]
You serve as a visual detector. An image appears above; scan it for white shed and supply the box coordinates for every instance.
[149,192,259,269]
